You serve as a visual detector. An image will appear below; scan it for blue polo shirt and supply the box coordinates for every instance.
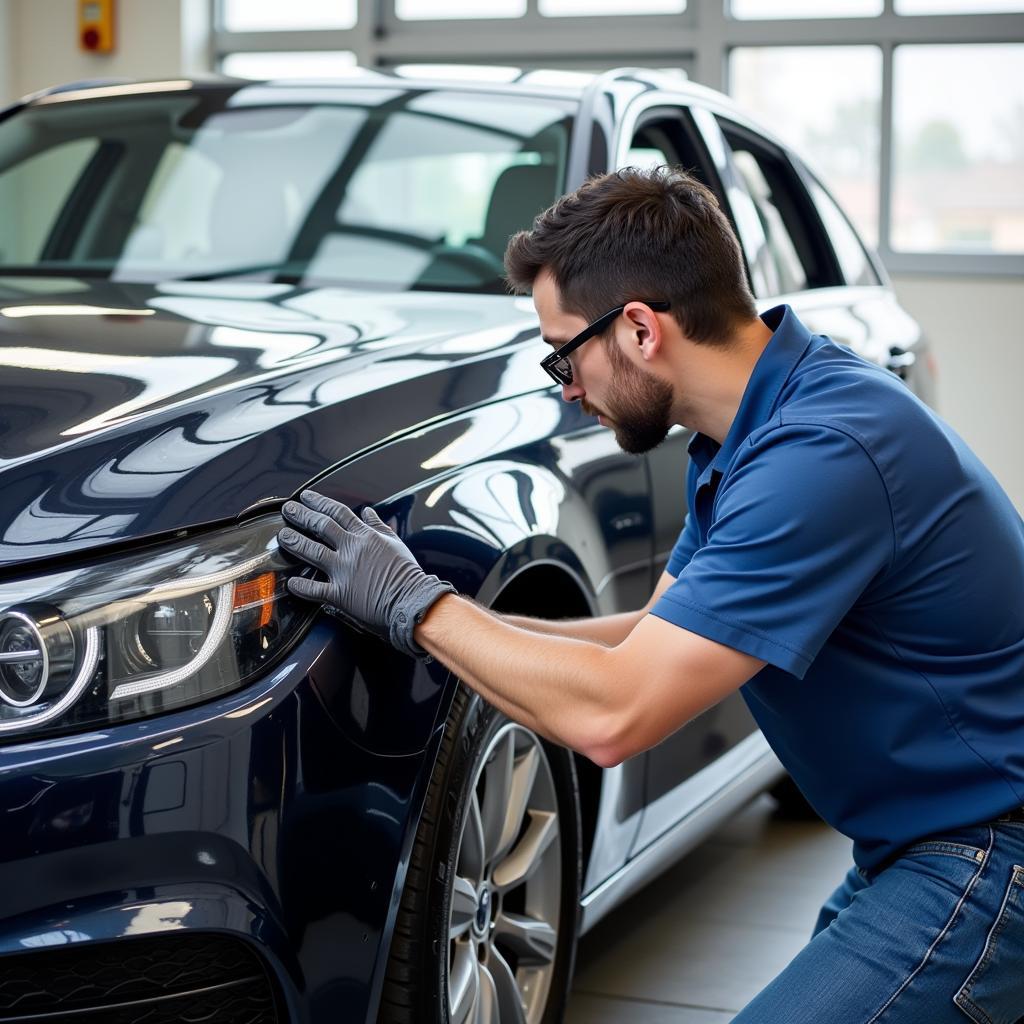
[651,304,1024,872]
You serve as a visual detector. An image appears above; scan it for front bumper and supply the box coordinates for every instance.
[0,620,454,1023]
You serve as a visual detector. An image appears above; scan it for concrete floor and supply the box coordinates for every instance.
[564,794,854,1022]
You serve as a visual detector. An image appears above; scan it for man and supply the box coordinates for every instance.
[277,167,1024,1021]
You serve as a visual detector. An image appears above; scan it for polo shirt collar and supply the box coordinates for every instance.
[686,305,814,478]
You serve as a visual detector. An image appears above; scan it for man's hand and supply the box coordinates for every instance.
[278,489,456,659]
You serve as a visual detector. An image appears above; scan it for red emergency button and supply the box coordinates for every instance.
[82,26,100,50]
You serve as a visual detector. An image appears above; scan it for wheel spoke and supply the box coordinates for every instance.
[475,960,499,1024]
[459,791,486,885]
[450,874,478,939]
[493,745,540,867]
[492,810,558,892]
[449,940,480,1024]
[493,910,557,967]
[485,947,528,1024]
[480,731,515,865]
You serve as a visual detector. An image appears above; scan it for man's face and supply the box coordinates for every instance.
[533,270,674,455]
[599,334,675,454]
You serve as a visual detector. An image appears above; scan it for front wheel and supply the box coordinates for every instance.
[379,685,582,1023]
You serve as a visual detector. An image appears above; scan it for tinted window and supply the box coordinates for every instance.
[718,119,837,296]
[625,109,753,266]
[623,113,709,179]
[0,138,99,263]
[805,172,878,286]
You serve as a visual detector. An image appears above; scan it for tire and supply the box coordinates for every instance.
[379,684,582,1024]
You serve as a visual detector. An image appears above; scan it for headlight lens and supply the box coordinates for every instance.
[0,516,311,741]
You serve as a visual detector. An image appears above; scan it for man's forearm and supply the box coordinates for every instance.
[415,593,627,763]
[496,609,643,647]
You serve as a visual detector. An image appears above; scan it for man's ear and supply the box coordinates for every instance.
[622,301,664,362]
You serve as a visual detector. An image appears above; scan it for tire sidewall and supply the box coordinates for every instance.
[430,688,582,1024]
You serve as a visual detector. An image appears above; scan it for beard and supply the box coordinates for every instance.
[585,340,674,455]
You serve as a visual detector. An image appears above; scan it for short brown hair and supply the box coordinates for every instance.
[504,166,757,345]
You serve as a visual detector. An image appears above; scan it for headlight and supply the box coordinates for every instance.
[0,516,312,741]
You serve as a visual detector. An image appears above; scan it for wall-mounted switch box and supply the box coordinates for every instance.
[79,0,115,54]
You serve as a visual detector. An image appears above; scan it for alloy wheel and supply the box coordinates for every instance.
[446,722,563,1024]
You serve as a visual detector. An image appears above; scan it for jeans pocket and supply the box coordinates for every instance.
[903,839,987,866]
[954,864,1024,1024]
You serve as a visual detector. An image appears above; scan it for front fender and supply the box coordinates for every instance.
[313,390,651,619]
[302,393,652,1021]
[304,392,652,756]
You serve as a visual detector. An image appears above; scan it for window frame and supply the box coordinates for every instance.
[211,0,1024,277]
[717,117,844,294]
[792,156,884,288]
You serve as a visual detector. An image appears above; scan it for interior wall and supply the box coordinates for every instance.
[2,0,203,104]
[891,274,1023,512]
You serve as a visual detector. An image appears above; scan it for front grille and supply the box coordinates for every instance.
[0,932,281,1023]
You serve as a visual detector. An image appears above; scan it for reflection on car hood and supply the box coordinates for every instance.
[0,278,543,569]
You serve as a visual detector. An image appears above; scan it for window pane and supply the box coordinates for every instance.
[127,106,367,271]
[806,176,877,286]
[222,0,356,31]
[720,135,813,295]
[730,0,881,17]
[624,115,709,180]
[0,89,571,292]
[221,51,358,79]
[729,46,881,245]
[895,0,1023,13]
[738,152,808,292]
[396,0,525,18]
[129,143,224,263]
[336,94,566,252]
[540,0,684,15]
[892,44,1024,253]
[0,140,99,263]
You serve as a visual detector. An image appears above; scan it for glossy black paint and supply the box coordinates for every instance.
[0,623,459,1022]
[0,278,551,570]
[0,268,662,1020]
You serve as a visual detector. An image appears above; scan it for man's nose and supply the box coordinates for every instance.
[561,379,584,403]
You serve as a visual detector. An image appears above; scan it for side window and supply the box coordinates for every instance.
[804,171,879,287]
[718,119,838,297]
[623,109,758,299]
[0,139,99,263]
[623,111,716,185]
[624,123,683,171]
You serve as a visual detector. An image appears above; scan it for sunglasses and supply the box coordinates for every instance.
[540,300,671,386]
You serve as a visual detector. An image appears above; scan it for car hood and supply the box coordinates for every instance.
[0,277,543,570]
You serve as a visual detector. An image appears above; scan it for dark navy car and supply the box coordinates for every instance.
[0,69,934,1023]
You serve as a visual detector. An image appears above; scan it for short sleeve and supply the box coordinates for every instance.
[665,512,700,578]
[651,422,894,678]
[665,448,701,578]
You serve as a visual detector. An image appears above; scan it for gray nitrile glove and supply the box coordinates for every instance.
[278,489,456,659]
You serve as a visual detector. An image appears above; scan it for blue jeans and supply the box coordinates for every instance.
[733,815,1024,1023]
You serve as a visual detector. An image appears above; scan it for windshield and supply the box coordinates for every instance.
[0,83,572,293]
